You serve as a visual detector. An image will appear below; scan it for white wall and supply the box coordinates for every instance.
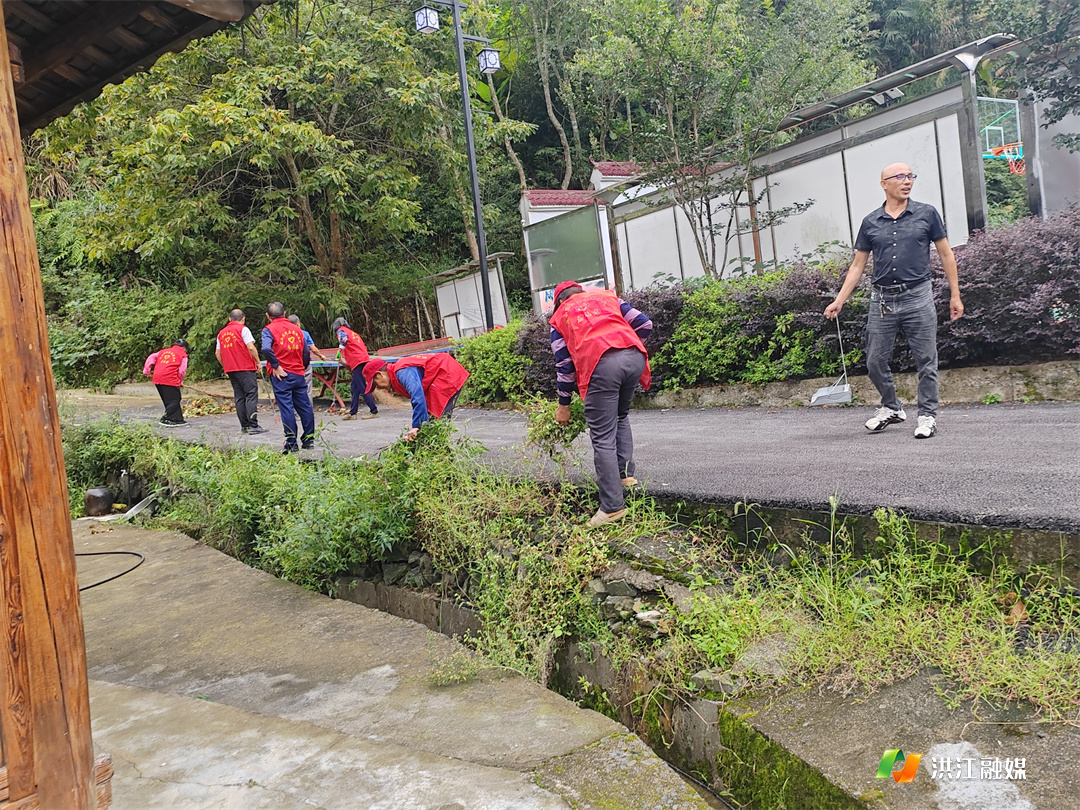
[613,87,972,288]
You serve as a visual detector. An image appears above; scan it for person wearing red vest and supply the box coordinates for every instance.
[549,282,653,528]
[362,352,469,441]
[216,309,267,435]
[331,316,379,420]
[143,339,190,427]
[260,301,315,453]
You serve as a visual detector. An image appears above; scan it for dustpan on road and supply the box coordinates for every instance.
[810,317,852,406]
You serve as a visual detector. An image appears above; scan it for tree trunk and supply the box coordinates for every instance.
[531,15,573,189]
[329,208,343,275]
[486,75,528,189]
[283,153,331,275]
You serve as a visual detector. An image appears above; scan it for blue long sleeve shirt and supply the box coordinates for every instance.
[394,365,429,428]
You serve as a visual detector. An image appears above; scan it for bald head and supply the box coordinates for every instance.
[879,162,915,205]
[881,163,911,181]
[229,309,245,322]
[266,301,285,319]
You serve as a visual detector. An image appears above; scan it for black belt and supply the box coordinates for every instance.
[873,279,928,294]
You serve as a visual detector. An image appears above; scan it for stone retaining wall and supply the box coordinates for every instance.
[640,360,1080,409]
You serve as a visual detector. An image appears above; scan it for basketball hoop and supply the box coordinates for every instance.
[991,142,1025,176]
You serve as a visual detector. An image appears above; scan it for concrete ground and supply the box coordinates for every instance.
[62,382,1080,533]
[76,521,712,810]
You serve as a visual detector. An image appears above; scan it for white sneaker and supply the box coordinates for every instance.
[914,415,937,439]
[865,407,906,432]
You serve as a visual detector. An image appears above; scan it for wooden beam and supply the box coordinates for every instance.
[108,25,149,52]
[3,2,54,34]
[0,2,97,807]
[139,6,180,34]
[7,41,21,83]
[164,0,247,22]
[22,13,229,134]
[22,2,149,87]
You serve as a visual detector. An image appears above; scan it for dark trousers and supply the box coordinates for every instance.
[349,362,378,415]
[271,372,315,449]
[227,370,260,430]
[866,280,939,417]
[583,348,647,514]
[156,384,184,424]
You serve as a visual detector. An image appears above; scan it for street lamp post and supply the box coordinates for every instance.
[415,1,499,331]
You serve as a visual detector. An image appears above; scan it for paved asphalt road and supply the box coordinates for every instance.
[94,395,1080,534]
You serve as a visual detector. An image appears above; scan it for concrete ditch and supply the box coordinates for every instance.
[334,502,1080,810]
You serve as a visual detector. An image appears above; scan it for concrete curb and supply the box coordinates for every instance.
[637,360,1080,410]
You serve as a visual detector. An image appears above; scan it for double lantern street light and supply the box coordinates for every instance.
[414,1,499,331]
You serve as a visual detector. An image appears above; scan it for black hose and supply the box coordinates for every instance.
[76,551,145,591]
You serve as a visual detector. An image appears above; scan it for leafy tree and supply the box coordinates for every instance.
[574,0,870,277]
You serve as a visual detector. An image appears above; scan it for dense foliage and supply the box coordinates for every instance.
[460,209,1080,399]
[26,0,1078,386]
[937,210,1080,366]
[63,419,1080,720]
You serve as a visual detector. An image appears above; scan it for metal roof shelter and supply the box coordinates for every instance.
[777,33,1018,131]
[0,3,265,808]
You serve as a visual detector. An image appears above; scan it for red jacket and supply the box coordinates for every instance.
[549,289,650,403]
[265,318,307,376]
[151,346,188,387]
[217,321,256,373]
[336,326,370,371]
[388,353,470,419]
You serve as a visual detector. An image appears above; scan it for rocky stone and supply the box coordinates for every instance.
[689,669,744,696]
[635,610,665,628]
[601,596,636,621]
[603,561,665,592]
[418,553,436,585]
[606,579,639,597]
[382,562,408,586]
[587,578,608,601]
[661,582,694,613]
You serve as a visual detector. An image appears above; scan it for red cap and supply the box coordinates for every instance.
[362,358,388,394]
[552,281,583,305]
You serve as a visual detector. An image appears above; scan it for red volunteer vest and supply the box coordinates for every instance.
[152,346,187,387]
[549,289,650,403]
[388,353,470,418]
[266,317,307,376]
[217,321,256,373]
[336,326,370,370]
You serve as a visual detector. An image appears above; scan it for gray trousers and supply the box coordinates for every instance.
[865,280,939,417]
[584,347,647,514]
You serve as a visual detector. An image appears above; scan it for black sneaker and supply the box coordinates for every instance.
[301,442,315,450]
[283,444,299,454]
[246,425,268,435]
[159,419,186,428]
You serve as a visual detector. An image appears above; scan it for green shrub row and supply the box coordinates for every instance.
[458,209,1080,402]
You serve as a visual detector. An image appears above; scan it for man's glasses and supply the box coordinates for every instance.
[884,173,917,182]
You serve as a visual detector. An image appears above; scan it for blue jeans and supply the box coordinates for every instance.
[349,363,378,416]
[865,280,939,417]
[271,372,315,449]
[584,348,647,513]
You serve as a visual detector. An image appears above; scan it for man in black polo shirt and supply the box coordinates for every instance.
[824,162,963,438]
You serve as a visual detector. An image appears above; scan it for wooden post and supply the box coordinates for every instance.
[0,1,97,807]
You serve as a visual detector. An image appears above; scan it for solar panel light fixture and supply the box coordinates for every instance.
[478,47,501,75]
[414,5,439,33]
[870,87,904,106]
